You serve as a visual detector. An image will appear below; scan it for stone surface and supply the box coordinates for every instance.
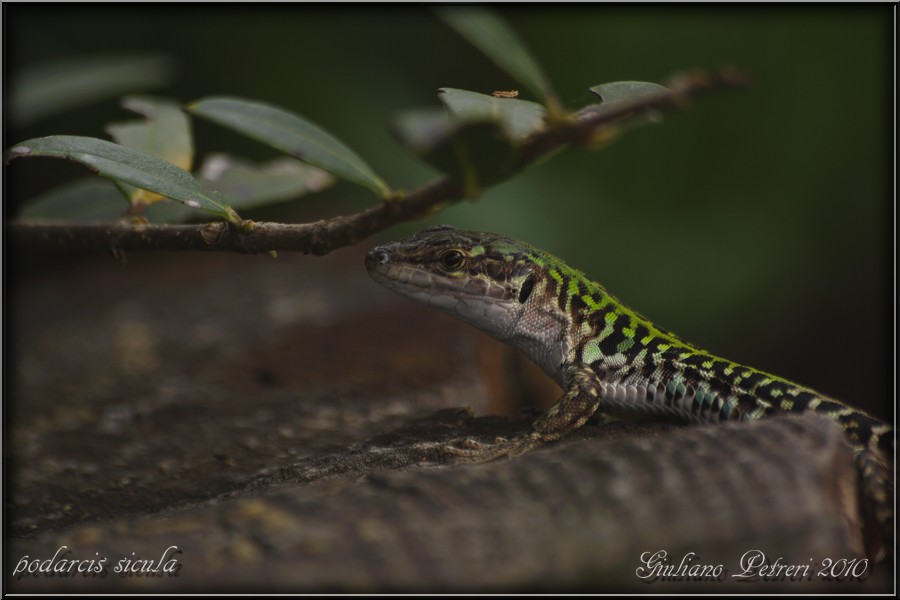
[5,249,893,592]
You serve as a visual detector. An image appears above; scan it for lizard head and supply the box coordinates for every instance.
[365,225,540,339]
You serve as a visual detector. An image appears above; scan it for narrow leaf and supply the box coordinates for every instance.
[437,8,559,112]
[579,82,675,143]
[142,200,197,224]
[9,55,173,127]
[438,88,546,141]
[587,81,673,115]
[6,136,239,223]
[18,178,128,222]
[106,96,195,208]
[391,109,456,155]
[188,96,390,197]
[197,153,336,210]
[111,96,194,170]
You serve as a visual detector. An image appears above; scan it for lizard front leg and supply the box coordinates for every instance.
[444,366,603,463]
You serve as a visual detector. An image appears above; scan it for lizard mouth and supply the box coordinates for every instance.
[365,245,517,327]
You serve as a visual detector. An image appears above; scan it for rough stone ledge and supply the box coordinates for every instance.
[7,412,891,593]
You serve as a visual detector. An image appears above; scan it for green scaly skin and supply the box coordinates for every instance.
[365,225,893,555]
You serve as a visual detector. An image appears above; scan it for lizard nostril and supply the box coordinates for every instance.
[365,248,390,269]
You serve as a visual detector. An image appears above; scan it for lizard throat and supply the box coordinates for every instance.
[367,245,570,382]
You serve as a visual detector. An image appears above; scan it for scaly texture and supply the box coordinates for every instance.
[365,226,893,557]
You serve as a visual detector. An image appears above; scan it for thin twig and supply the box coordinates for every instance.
[9,68,749,256]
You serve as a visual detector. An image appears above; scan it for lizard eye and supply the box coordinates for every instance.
[439,249,465,271]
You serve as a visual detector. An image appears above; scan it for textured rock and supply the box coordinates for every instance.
[6,250,892,592]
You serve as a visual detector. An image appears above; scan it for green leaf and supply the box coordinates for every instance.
[391,109,515,196]
[109,96,194,169]
[18,178,128,222]
[187,96,390,198]
[438,88,546,141]
[390,109,457,155]
[587,81,673,116]
[580,82,675,143]
[9,55,173,127]
[589,81,672,104]
[106,96,195,208]
[436,8,560,113]
[141,200,197,224]
[196,153,336,211]
[6,136,239,223]
[143,154,337,223]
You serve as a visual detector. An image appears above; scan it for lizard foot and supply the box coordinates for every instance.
[442,433,544,463]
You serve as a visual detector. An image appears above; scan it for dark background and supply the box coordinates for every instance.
[4,5,893,419]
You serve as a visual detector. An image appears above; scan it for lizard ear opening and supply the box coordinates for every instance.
[518,275,535,304]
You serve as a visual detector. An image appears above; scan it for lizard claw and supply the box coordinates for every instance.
[460,438,486,450]
[442,434,543,463]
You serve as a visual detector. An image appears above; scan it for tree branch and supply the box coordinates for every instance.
[9,68,749,256]
[519,67,750,163]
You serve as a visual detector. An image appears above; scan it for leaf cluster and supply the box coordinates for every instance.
[6,8,738,254]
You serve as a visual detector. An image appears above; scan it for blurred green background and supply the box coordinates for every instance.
[5,6,892,417]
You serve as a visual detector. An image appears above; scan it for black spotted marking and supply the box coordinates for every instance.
[598,331,622,358]
[808,397,842,413]
[709,360,734,381]
[445,251,535,295]
[616,363,639,381]
[678,353,715,368]
[631,323,651,346]
[759,379,791,400]
[518,274,535,304]
[570,292,587,313]
[640,336,665,356]
[837,412,883,448]
[556,285,568,312]
[735,392,768,417]
[752,376,776,391]
[789,390,821,412]
[734,369,767,390]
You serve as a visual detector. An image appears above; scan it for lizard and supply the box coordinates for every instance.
[365,225,893,557]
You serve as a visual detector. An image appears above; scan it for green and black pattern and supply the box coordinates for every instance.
[366,226,893,555]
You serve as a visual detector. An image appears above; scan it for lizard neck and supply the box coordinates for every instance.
[508,270,573,384]
[510,248,685,386]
